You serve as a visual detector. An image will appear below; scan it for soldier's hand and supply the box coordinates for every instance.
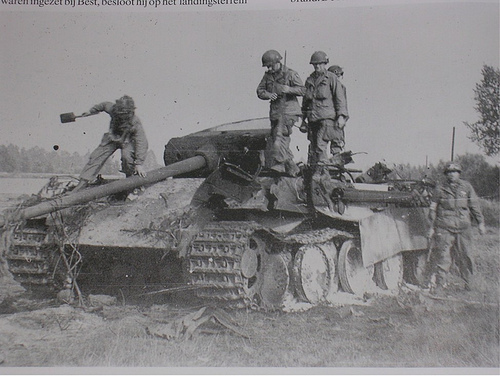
[81,112,92,117]
[478,223,486,235]
[134,165,146,178]
[269,93,279,101]
[337,116,346,129]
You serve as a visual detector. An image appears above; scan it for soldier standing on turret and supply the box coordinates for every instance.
[257,50,305,177]
[72,95,148,194]
[427,162,486,293]
[301,52,349,178]
[328,65,348,112]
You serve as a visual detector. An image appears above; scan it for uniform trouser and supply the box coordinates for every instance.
[307,119,331,168]
[329,120,345,156]
[265,116,297,171]
[80,133,135,181]
[430,226,473,286]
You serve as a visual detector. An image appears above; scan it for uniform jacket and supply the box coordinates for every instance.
[89,102,148,165]
[257,66,305,121]
[431,178,484,232]
[302,70,349,123]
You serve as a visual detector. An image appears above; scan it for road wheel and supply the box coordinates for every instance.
[242,234,289,310]
[373,253,403,291]
[338,240,376,296]
[293,242,338,304]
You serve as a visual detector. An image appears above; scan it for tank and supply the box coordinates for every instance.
[0,118,433,310]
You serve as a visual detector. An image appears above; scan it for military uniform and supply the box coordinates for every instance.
[257,65,305,176]
[302,70,349,169]
[79,101,148,182]
[429,176,485,290]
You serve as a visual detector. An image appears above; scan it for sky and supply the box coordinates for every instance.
[1,0,499,171]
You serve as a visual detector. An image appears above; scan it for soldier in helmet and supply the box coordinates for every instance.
[301,52,349,178]
[257,49,305,177]
[427,162,486,293]
[328,65,347,104]
[72,95,148,194]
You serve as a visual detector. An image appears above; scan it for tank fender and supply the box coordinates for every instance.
[359,206,429,267]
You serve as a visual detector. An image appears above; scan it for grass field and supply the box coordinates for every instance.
[0,189,498,371]
[0,228,498,371]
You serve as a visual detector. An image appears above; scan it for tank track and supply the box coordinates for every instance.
[185,221,356,309]
[186,221,263,308]
[4,220,60,290]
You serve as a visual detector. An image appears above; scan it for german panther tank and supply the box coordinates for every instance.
[0,118,432,310]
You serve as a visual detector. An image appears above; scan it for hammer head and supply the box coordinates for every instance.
[60,112,77,123]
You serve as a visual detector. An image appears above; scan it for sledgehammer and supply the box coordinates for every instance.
[59,112,96,123]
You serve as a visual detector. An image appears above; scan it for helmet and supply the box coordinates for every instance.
[444,162,462,173]
[328,65,344,76]
[310,51,329,64]
[114,95,135,114]
[261,50,282,67]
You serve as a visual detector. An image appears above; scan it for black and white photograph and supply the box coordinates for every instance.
[0,0,498,373]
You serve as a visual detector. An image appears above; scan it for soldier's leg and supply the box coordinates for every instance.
[273,119,288,164]
[314,121,329,177]
[329,123,345,156]
[431,228,455,289]
[105,141,137,202]
[75,134,118,191]
[120,141,136,177]
[265,119,281,170]
[282,117,300,177]
[264,136,275,169]
[453,228,474,289]
[307,125,317,167]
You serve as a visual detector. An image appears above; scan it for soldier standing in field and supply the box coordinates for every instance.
[257,49,305,177]
[427,162,486,293]
[72,95,148,194]
[301,51,349,178]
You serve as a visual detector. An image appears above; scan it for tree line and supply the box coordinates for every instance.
[0,144,160,175]
[392,153,499,201]
[1,143,497,200]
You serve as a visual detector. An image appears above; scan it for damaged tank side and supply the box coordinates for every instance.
[1,118,432,310]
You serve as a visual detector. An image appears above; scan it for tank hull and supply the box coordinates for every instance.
[2,119,433,310]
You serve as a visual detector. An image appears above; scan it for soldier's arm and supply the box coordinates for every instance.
[256,75,273,100]
[301,79,311,120]
[83,102,114,117]
[427,187,441,237]
[331,77,349,121]
[467,182,486,230]
[131,119,149,166]
[301,99,310,121]
[285,71,306,97]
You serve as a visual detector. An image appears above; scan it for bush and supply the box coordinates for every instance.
[480,198,500,227]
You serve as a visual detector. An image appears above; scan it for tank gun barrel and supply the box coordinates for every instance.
[340,186,429,206]
[343,188,415,204]
[0,155,207,228]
